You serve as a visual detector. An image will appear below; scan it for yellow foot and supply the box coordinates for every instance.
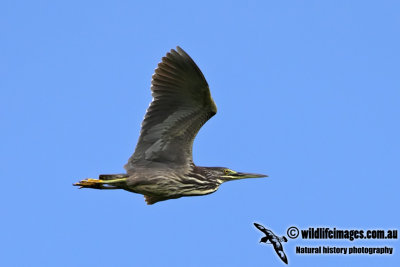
[73,178,105,188]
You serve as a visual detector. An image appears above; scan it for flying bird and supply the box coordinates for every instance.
[74,47,267,204]
[254,223,288,264]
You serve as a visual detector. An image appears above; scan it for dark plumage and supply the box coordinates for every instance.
[254,223,288,264]
[74,47,267,204]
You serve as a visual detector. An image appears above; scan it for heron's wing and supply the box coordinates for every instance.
[125,47,217,171]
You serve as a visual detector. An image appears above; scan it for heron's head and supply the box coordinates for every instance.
[202,167,267,184]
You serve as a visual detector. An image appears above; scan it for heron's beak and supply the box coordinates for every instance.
[235,172,267,178]
[223,172,268,180]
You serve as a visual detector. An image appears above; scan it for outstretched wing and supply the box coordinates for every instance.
[254,223,269,235]
[125,47,217,172]
[273,243,288,264]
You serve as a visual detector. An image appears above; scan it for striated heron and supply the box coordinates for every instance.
[74,47,267,204]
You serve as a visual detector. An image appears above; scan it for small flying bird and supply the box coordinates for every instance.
[254,223,288,264]
[74,47,267,204]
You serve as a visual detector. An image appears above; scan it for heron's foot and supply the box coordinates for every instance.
[73,178,105,189]
[73,177,127,189]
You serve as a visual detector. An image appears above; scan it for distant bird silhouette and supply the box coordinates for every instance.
[254,223,288,264]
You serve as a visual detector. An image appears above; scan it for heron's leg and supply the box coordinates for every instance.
[73,178,127,189]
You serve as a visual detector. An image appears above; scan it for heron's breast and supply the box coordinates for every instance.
[128,174,219,196]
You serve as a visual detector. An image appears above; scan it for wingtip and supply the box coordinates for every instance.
[175,46,189,57]
[254,222,262,228]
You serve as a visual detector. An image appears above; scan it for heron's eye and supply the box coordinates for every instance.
[224,169,230,175]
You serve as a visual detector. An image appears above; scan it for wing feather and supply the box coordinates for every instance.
[273,244,288,264]
[125,47,217,172]
[254,223,269,234]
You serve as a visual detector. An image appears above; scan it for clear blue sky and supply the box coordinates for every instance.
[1,1,399,266]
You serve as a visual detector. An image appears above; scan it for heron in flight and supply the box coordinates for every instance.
[74,47,267,204]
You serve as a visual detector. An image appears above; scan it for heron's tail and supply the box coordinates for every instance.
[99,173,129,180]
